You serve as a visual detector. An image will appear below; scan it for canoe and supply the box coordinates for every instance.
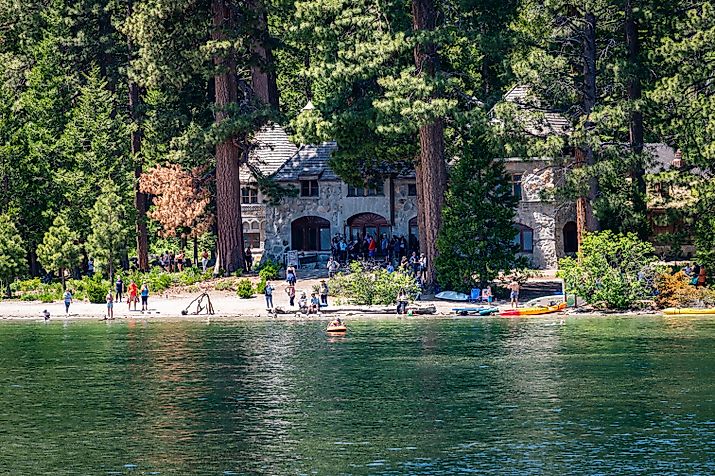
[452,307,499,316]
[663,308,715,315]
[500,302,567,317]
[436,291,469,302]
[326,325,347,332]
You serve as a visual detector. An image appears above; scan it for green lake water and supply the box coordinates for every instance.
[0,316,714,475]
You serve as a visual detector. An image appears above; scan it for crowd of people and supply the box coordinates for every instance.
[329,233,418,264]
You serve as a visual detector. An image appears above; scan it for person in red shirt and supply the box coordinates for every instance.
[127,280,139,311]
[367,235,377,259]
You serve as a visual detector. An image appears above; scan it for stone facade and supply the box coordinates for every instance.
[262,178,418,261]
[503,158,576,269]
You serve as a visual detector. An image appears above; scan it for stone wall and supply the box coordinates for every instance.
[504,158,576,269]
[263,178,418,261]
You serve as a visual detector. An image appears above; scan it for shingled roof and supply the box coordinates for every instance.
[272,141,339,182]
[240,123,298,181]
[497,85,571,136]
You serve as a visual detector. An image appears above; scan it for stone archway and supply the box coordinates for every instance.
[291,216,331,251]
[346,212,391,241]
[563,221,578,253]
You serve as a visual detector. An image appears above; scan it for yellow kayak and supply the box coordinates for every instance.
[500,302,567,317]
[663,308,715,315]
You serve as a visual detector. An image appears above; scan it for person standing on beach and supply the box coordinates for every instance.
[115,277,124,302]
[140,283,149,311]
[286,266,297,286]
[264,280,274,310]
[508,280,520,308]
[127,280,139,311]
[327,257,339,278]
[245,247,253,272]
[285,284,296,307]
[63,289,73,315]
[319,280,329,306]
[106,291,114,319]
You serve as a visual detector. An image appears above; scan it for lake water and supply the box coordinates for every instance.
[0,316,714,475]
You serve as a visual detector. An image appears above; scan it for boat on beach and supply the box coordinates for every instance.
[452,307,499,316]
[499,302,567,317]
[435,291,469,301]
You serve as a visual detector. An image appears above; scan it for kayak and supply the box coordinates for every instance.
[436,291,469,301]
[326,325,347,332]
[452,307,499,316]
[663,308,715,315]
[500,302,567,317]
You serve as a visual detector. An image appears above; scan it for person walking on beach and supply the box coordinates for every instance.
[106,291,114,320]
[140,283,149,311]
[127,280,139,311]
[319,280,329,306]
[264,281,274,310]
[285,284,296,307]
[115,277,124,302]
[63,289,73,315]
[508,280,520,308]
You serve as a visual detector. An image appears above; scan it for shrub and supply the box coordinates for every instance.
[126,268,175,293]
[177,267,212,286]
[655,271,715,308]
[11,278,42,293]
[558,231,659,309]
[330,262,421,305]
[255,277,267,295]
[214,279,236,291]
[234,268,243,277]
[256,258,280,280]
[236,278,255,299]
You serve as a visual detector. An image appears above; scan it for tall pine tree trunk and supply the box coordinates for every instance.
[626,0,647,238]
[412,0,448,289]
[576,10,599,247]
[212,0,245,274]
[249,0,279,108]
[128,0,148,271]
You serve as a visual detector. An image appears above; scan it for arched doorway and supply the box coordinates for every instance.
[563,221,578,253]
[291,216,331,251]
[408,217,419,253]
[346,213,391,241]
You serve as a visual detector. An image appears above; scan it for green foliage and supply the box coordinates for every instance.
[330,262,420,306]
[557,231,659,309]
[236,279,255,299]
[125,268,174,294]
[255,258,280,280]
[436,133,524,292]
[177,267,213,286]
[36,215,81,286]
[86,181,129,281]
[0,215,27,294]
[255,277,268,295]
[214,279,236,291]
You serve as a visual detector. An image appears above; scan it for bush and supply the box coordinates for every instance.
[655,271,715,308]
[126,268,175,294]
[215,279,236,291]
[330,262,421,305]
[255,277,267,295]
[558,231,659,309]
[256,258,280,280]
[177,267,212,286]
[236,278,255,299]
[11,278,42,293]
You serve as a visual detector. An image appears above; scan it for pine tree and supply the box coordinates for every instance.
[0,215,27,296]
[36,215,82,289]
[436,132,522,291]
[86,182,130,283]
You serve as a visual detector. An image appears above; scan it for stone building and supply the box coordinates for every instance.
[241,124,419,264]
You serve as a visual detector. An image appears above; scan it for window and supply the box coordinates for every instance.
[346,213,391,242]
[407,183,417,196]
[241,186,259,204]
[347,183,384,197]
[513,223,533,253]
[291,216,331,251]
[300,180,319,197]
[243,233,261,249]
[511,174,523,201]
